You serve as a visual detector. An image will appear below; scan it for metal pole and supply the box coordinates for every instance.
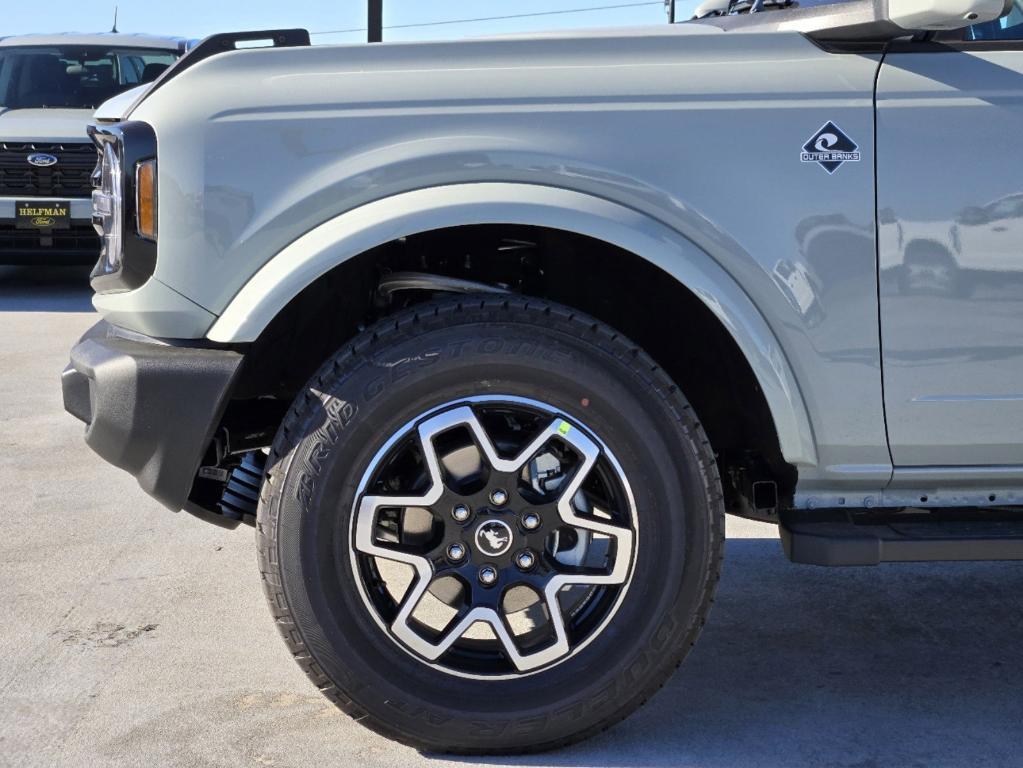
[368,0,383,42]
[668,0,676,23]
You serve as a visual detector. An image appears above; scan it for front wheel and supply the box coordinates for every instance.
[256,297,724,753]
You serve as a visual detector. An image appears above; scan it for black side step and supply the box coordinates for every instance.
[781,509,1023,566]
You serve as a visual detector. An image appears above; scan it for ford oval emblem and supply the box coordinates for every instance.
[27,152,58,168]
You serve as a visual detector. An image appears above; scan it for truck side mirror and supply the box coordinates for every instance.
[887,0,1012,30]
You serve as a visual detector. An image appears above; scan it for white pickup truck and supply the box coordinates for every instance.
[0,33,182,264]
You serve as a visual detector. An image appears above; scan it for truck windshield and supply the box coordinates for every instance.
[0,46,178,110]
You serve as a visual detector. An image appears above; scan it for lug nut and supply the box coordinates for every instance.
[521,512,541,530]
[489,489,508,507]
[478,566,498,586]
[447,543,466,561]
[515,550,536,570]
[451,504,471,522]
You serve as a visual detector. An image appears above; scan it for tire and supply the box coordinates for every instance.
[256,296,724,754]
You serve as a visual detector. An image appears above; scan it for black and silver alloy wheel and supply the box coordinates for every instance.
[257,296,724,754]
[351,396,637,678]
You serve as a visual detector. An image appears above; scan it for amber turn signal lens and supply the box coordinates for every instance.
[135,159,157,240]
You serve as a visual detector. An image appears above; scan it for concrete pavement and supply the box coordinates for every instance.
[2,264,1023,768]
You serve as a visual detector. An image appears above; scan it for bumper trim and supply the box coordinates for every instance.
[62,320,243,512]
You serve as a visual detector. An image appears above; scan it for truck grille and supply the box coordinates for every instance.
[0,142,97,198]
[0,222,99,262]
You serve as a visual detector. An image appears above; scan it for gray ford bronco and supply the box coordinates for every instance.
[62,0,1023,754]
[0,33,183,264]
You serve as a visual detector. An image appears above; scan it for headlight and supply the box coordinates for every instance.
[92,141,123,271]
[87,121,158,293]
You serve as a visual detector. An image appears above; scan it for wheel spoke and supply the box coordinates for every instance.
[547,421,635,585]
[467,406,635,585]
[352,406,476,559]
[522,420,633,669]
[462,407,553,475]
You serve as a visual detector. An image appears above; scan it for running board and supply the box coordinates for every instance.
[780,510,1023,566]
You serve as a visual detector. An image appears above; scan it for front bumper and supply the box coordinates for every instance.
[0,196,97,265]
[62,320,243,514]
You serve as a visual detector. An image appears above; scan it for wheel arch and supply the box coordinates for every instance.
[210,182,817,471]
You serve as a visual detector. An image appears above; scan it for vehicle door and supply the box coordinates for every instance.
[877,3,1023,467]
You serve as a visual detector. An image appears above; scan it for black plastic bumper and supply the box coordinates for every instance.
[61,320,243,513]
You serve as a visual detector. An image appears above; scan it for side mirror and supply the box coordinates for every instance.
[710,0,1013,44]
[887,0,1012,30]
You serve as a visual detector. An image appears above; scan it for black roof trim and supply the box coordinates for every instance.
[124,28,310,117]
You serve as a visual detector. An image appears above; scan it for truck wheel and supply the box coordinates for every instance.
[256,296,724,754]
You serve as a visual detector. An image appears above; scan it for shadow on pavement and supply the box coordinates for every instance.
[442,537,1023,767]
[0,265,94,312]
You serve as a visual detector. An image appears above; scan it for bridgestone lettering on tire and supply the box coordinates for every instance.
[256,296,724,754]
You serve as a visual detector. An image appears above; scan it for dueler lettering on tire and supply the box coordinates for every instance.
[256,296,724,754]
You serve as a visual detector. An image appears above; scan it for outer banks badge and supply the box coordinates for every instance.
[801,122,860,174]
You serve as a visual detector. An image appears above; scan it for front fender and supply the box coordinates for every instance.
[207,182,817,469]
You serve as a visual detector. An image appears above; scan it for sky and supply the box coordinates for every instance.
[1,1,699,45]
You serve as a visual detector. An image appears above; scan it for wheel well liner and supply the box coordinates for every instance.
[211,183,816,479]
[226,221,803,512]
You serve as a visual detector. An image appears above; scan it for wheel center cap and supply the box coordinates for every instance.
[475,519,513,557]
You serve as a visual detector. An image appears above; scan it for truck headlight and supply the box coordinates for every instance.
[135,159,157,241]
[87,121,158,293]
[92,141,123,270]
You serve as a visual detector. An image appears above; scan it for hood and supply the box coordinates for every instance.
[0,107,95,143]
[94,83,151,123]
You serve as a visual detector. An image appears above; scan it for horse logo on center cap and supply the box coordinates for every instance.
[475,520,513,557]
